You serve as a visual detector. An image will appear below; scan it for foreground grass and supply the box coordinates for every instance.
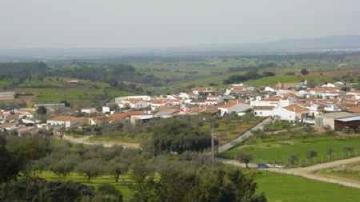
[38,170,360,202]
[37,171,133,201]
[256,172,360,202]
[221,135,360,166]
[317,161,360,182]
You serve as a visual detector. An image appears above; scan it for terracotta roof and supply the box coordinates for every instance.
[218,100,240,109]
[49,116,87,123]
[312,87,340,93]
[107,111,144,122]
[253,106,275,111]
[263,96,281,101]
[284,104,308,114]
[346,106,360,113]
[150,99,167,104]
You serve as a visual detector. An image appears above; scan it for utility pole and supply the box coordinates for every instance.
[204,116,216,163]
[210,121,215,163]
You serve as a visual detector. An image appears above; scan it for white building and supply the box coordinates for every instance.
[273,104,308,122]
[102,106,111,114]
[250,96,290,108]
[81,108,97,114]
[253,106,275,117]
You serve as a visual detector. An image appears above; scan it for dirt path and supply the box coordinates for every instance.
[218,117,272,153]
[62,135,141,149]
[220,156,360,189]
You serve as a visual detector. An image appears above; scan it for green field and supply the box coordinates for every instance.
[256,172,360,202]
[317,161,360,182]
[38,170,360,202]
[16,79,129,108]
[221,135,360,166]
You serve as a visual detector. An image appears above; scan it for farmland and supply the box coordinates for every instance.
[37,170,360,202]
[221,132,360,167]
[316,161,360,183]
[256,172,360,202]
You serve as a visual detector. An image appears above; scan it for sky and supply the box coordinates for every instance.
[0,0,359,49]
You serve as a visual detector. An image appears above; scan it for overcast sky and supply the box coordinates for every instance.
[0,0,359,48]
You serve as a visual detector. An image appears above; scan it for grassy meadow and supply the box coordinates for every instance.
[221,134,360,166]
[37,170,360,202]
[316,161,360,182]
[256,172,360,202]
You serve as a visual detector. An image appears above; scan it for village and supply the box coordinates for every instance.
[2,79,360,136]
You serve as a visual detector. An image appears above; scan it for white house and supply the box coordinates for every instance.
[218,101,251,117]
[253,106,275,117]
[264,86,275,92]
[47,117,72,128]
[114,96,151,104]
[273,104,308,122]
[81,108,97,114]
[250,96,290,108]
[47,116,86,128]
[102,106,111,114]
[323,104,341,112]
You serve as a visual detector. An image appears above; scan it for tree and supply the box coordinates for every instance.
[151,118,212,155]
[5,136,51,176]
[300,68,309,76]
[236,153,253,168]
[0,136,21,183]
[288,155,299,166]
[76,159,104,181]
[93,184,123,202]
[326,148,334,160]
[129,161,267,202]
[108,158,129,182]
[262,71,275,77]
[306,150,317,163]
[36,106,47,123]
[50,154,79,178]
[343,146,354,157]
[0,178,94,201]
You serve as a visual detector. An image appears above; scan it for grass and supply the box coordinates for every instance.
[221,134,360,166]
[37,171,133,201]
[317,161,360,182]
[17,83,128,108]
[214,116,264,145]
[38,170,360,202]
[256,171,360,202]
[88,133,147,144]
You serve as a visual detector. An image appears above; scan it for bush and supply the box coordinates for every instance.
[151,118,213,154]
[0,178,94,202]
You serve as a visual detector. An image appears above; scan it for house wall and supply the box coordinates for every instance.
[47,120,71,128]
[335,120,360,130]
[273,108,296,122]
[254,110,273,117]
[323,117,335,129]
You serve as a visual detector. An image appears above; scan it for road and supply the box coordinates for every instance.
[62,135,141,149]
[218,117,272,153]
[220,156,360,189]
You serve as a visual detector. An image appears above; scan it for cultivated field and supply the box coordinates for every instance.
[221,133,360,167]
[256,172,360,202]
[316,161,360,183]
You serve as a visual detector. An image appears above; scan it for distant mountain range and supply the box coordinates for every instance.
[251,35,360,52]
[1,35,360,61]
